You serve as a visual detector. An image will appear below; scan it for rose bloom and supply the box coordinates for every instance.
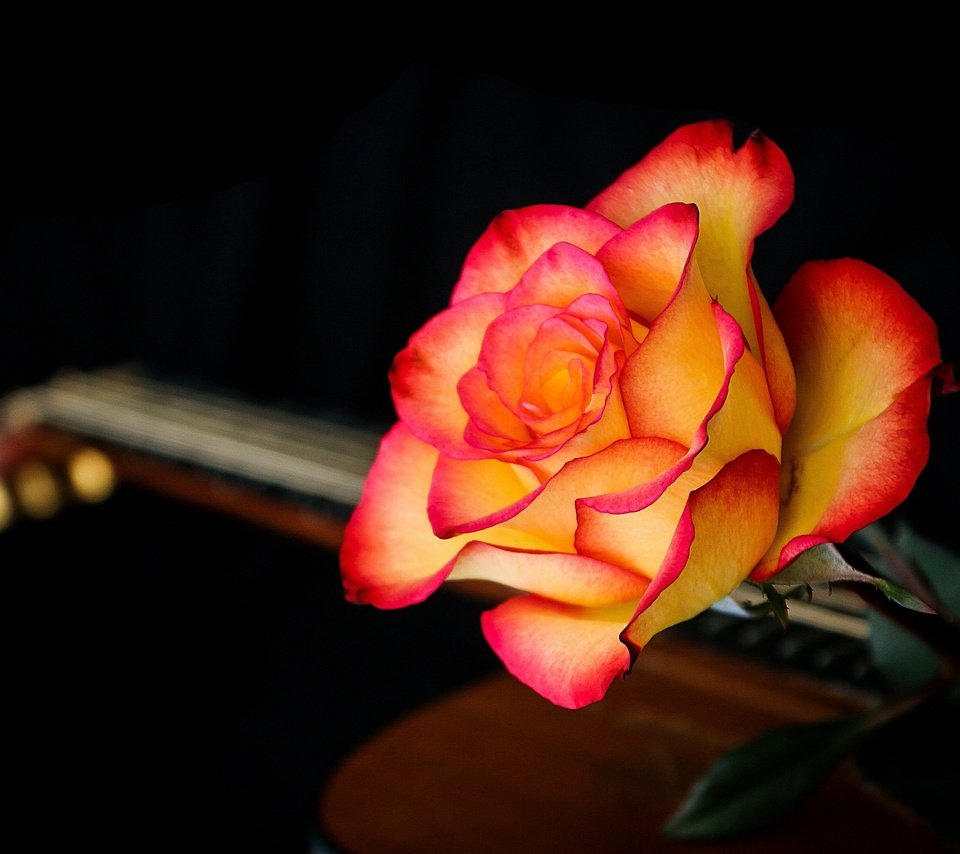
[339,121,945,709]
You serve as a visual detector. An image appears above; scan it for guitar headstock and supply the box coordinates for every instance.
[0,365,379,547]
[0,417,117,530]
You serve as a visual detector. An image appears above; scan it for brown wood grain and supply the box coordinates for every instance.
[320,634,949,853]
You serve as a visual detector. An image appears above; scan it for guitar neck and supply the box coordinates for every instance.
[0,364,382,548]
[0,364,871,650]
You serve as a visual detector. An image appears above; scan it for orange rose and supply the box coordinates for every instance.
[339,121,945,708]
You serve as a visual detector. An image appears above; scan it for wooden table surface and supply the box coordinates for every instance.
[319,633,949,853]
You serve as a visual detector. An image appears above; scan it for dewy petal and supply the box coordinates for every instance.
[755,259,942,577]
[588,120,796,431]
[391,292,507,459]
[448,541,649,606]
[451,205,622,304]
[621,449,781,658]
[481,596,636,709]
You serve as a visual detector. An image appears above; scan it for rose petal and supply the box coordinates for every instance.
[476,244,629,417]
[506,240,628,316]
[457,365,532,447]
[582,302,745,516]
[340,423,538,606]
[574,346,779,580]
[428,453,545,538]
[756,378,934,579]
[588,120,796,431]
[340,423,464,607]
[391,293,506,459]
[700,344,782,466]
[751,267,797,434]
[474,303,572,423]
[621,449,781,658]
[575,463,697,580]
[596,201,700,323]
[588,122,793,238]
[481,596,635,709]
[754,259,942,576]
[449,541,649,605]
[617,256,727,447]
[451,205,621,304]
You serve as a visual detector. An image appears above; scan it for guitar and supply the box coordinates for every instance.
[0,363,381,549]
[0,363,874,680]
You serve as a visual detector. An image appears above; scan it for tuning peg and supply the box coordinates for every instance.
[67,447,116,504]
[0,480,14,531]
[12,459,63,520]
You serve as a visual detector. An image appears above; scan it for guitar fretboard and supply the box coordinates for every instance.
[2,365,382,509]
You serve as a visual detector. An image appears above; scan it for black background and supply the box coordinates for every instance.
[3,55,958,852]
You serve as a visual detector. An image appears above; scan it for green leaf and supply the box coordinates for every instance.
[893,522,960,622]
[872,577,942,613]
[772,543,936,613]
[857,522,960,689]
[866,609,943,693]
[773,542,876,587]
[663,714,867,840]
[854,695,960,847]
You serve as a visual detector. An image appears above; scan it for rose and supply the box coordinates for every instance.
[339,121,945,709]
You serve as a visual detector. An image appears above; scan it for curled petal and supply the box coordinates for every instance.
[451,205,621,303]
[431,434,685,548]
[588,120,796,430]
[506,241,628,318]
[475,302,575,422]
[588,121,793,238]
[340,423,464,607]
[340,424,538,607]
[428,453,544,538]
[584,302,745,516]
[457,365,532,447]
[576,465,695,580]
[449,541,649,606]
[618,257,728,448]
[575,344,782,578]
[755,259,942,576]
[596,201,700,324]
[621,449,781,658]
[481,596,635,709]
[391,293,506,459]
[701,344,782,466]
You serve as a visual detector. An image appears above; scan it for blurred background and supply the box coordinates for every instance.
[3,57,957,852]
